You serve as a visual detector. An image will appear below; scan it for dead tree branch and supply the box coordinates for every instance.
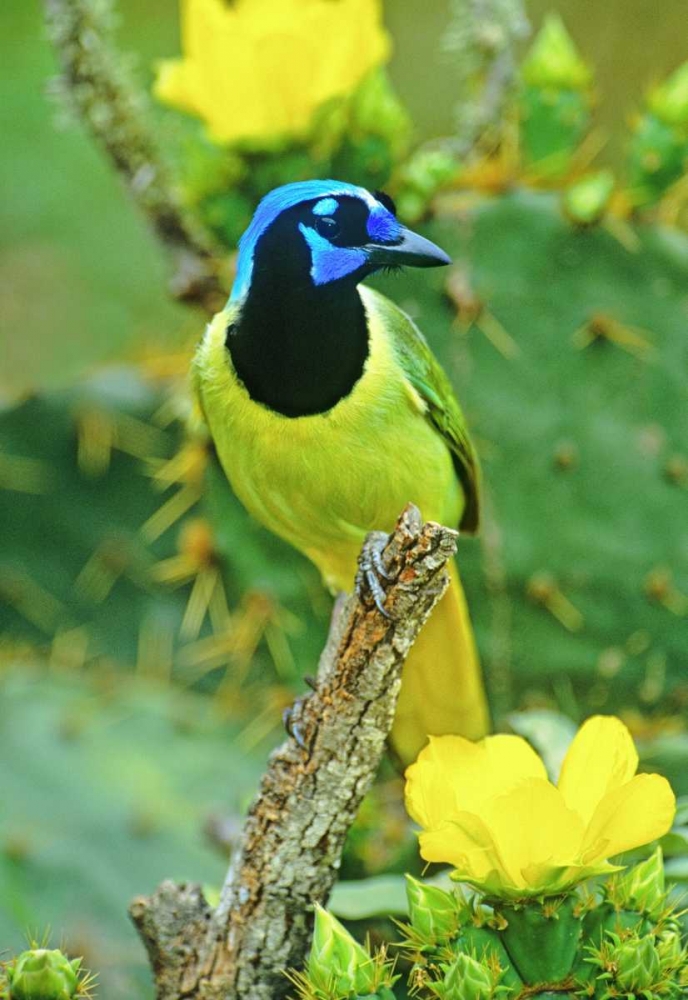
[130,504,458,1000]
[44,0,227,314]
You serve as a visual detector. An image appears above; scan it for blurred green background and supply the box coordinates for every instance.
[1,2,688,998]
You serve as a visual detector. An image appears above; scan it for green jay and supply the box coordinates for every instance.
[193,180,489,763]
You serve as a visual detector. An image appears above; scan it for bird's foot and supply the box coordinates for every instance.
[282,703,307,750]
[355,530,395,619]
[282,680,317,751]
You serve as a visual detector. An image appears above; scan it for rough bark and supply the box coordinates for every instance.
[130,504,458,999]
[44,0,228,314]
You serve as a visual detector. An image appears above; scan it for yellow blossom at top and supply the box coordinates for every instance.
[154,0,391,146]
[405,716,676,900]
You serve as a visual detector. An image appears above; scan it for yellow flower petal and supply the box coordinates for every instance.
[405,733,547,830]
[581,773,676,860]
[482,779,585,892]
[558,715,638,825]
[404,716,677,901]
[154,0,391,145]
[419,812,516,898]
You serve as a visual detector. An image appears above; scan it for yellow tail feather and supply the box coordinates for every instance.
[390,561,490,766]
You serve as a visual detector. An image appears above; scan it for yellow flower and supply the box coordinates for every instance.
[154,0,391,146]
[405,716,676,900]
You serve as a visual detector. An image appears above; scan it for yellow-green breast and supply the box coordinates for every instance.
[193,285,462,592]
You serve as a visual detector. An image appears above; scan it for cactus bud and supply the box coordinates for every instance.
[406,876,461,946]
[657,928,685,969]
[395,148,460,222]
[518,15,593,178]
[307,906,377,996]
[521,15,591,91]
[348,70,411,151]
[626,61,688,207]
[614,934,661,991]
[612,847,666,919]
[563,170,615,226]
[6,949,81,1000]
[648,61,688,127]
[434,952,494,1000]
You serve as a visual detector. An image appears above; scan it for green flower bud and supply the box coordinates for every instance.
[648,61,688,127]
[395,190,428,225]
[626,113,688,207]
[520,86,591,177]
[308,906,376,996]
[348,70,411,153]
[613,846,666,919]
[400,149,459,199]
[614,935,661,992]
[656,928,685,969]
[6,949,80,1000]
[521,15,592,92]
[436,952,493,1000]
[563,169,615,226]
[405,876,461,945]
[456,926,522,993]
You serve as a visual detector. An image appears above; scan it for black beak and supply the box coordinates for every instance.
[365,226,452,269]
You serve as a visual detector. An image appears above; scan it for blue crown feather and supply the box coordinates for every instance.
[230,180,398,303]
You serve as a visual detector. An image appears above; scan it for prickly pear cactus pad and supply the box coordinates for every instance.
[0,669,270,999]
[0,368,327,690]
[371,187,688,720]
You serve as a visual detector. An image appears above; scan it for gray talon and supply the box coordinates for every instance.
[366,567,391,618]
[372,542,393,580]
[283,704,307,750]
[356,532,394,618]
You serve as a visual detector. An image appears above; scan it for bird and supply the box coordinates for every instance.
[192,180,489,764]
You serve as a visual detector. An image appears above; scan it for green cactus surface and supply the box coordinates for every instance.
[0,368,328,687]
[371,187,688,724]
[396,852,688,999]
[0,669,269,999]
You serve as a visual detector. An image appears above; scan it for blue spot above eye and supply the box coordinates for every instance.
[366,206,401,244]
[299,223,367,285]
[313,197,339,217]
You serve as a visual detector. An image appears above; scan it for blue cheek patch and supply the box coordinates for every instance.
[366,207,401,244]
[299,224,367,285]
[313,197,339,217]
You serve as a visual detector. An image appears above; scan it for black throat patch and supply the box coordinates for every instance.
[225,204,370,417]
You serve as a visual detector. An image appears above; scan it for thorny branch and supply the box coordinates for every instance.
[129,505,458,1000]
[44,0,227,314]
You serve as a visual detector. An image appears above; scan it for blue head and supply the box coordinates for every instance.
[230,180,451,305]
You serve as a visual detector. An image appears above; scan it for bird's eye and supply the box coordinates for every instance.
[315,216,340,239]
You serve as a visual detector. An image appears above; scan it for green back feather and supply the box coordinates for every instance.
[365,288,481,533]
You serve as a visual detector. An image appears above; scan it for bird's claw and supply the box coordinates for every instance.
[283,702,307,750]
[283,678,319,751]
[356,531,395,619]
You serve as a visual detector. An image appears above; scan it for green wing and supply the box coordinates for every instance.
[366,288,481,533]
